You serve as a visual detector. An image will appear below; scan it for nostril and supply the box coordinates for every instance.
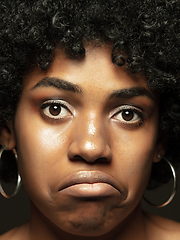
[67,138,112,163]
[97,157,110,163]
[70,155,110,164]
[70,155,84,161]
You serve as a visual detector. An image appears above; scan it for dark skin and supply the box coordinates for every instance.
[1,46,180,240]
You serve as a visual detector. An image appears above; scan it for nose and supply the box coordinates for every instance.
[67,114,112,163]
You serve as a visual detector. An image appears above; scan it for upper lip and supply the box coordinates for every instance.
[58,170,122,193]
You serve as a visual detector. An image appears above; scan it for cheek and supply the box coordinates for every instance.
[14,110,72,198]
[112,124,158,199]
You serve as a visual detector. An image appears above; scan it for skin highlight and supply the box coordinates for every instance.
[0,46,166,239]
[0,1,180,239]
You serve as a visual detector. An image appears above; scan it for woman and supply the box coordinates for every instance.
[0,0,180,239]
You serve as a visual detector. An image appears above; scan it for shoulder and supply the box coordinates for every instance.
[0,228,20,240]
[144,212,180,240]
[0,222,29,240]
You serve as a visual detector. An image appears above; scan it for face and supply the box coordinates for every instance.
[13,46,160,237]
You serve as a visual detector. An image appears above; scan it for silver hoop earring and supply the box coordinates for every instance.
[0,145,21,198]
[143,155,177,208]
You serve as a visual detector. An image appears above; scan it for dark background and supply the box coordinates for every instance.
[0,170,180,235]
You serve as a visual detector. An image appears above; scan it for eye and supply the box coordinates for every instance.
[40,100,72,119]
[112,105,144,125]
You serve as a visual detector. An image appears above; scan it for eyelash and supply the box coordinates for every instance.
[40,100,72,120]
[40,100,145,127]
[112,105,145,126]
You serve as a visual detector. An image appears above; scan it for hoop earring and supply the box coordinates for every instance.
[143,155,177,208]
[0,145,21,198]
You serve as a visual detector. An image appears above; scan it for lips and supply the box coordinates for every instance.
[58,171,122,197]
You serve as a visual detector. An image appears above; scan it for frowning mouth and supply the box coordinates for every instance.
[58,171,123,198]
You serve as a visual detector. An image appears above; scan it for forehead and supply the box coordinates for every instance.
[23,46,153,99]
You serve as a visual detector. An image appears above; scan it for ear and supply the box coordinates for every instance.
[0,121,16,150]
[153,132,167,163]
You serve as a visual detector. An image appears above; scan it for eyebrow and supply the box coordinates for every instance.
[32,77,154,100]
[32,77,82,93]
[109,87,154,100]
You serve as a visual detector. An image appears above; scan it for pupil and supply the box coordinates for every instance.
[49,104,61,116]
[122,110,133,121]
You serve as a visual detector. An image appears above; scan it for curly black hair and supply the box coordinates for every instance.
[0,0,180,188]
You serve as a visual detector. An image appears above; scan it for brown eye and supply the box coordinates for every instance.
[122,110,134,121]
[41,101,72,119]
[49,104,61,116]
[112,105,143,125]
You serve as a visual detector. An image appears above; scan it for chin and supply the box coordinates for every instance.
[61,206,115,237]
[64,222,111,237]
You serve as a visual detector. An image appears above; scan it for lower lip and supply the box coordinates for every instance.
[60,183,119,198]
